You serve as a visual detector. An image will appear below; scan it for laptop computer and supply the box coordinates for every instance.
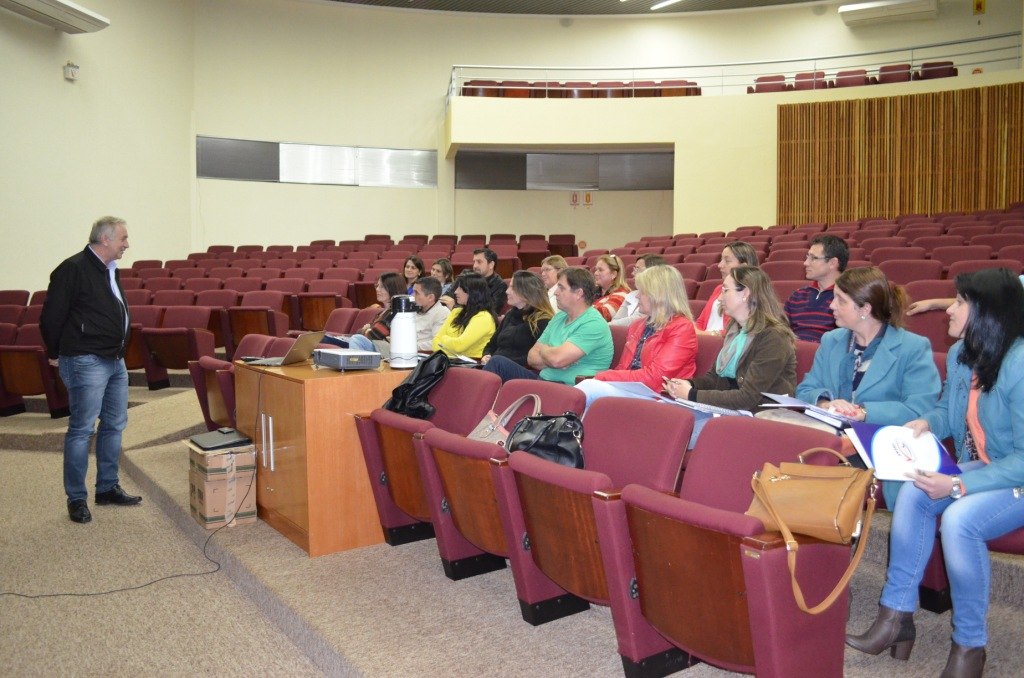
[245,331,326,367]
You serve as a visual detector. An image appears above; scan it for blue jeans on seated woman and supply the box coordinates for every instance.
[482,355,539,383]
[881,459,1024,647]
[58,354,128,503]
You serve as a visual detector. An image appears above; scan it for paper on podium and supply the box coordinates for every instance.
[845,422,961,481]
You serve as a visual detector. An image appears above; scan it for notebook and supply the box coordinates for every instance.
[189,427,252,451]
[246,331,325,366]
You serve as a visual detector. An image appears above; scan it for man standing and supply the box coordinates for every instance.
[441,248,507,312]
[484,267,612,384]
[784,234,849,342]
[40,216,141,524]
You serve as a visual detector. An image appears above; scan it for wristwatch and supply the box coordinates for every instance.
[950,476,964,500]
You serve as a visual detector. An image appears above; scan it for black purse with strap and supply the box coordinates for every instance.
[505,411,584,469]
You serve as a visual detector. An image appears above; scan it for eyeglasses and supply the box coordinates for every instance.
[804,254,830,262]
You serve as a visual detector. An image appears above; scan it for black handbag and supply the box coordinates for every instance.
[505,412,584,468]
[383,351,449,420]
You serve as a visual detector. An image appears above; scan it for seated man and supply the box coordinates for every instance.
[348,276,449,357]
[611,253,666,327]
[483,267,613,384]
[784,234,848,342]
[440,247,507,313]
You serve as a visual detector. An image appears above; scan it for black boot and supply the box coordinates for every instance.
[845,604,916,660]
[939,642,985,678]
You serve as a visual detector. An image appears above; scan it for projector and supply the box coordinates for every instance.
[313,348,382,371]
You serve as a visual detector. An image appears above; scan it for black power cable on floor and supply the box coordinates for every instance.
[0,465,255,600]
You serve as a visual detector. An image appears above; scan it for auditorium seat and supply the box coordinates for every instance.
[563,81,594,99]
[929,245,993,272]
[911,234,964,251]
[220,291,289,359]
[498,398,695,674]
[948,258,1021,279]
[793,71,827,90]
[0,290,30,306]
[123,289,153,306]
[182,277,222,293]
[354,368,501,545]
[620,418,848,676]
[660,79,700,96]
[292,280,353,332]
[222,277,263,294]
[762,261,806,281]
[913,61,958,80]
[322,307,359,335]
[141,306,216,390]
[747,74,788,94]
[771,279,806,303]
[871,63,911,84]
[869,246,926,266]
[152,289,196,306]
[419,380,586,580]
[0,323,70,417]
[188,333,274,431]
[461,79,499,97]
[878,259,944,285]
[830,68,868,88]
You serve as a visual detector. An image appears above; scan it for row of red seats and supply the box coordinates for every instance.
[747,61,958,93]
[461,79,700,98]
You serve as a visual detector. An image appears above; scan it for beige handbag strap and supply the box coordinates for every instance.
[750,475,876,615]
[495,394,542,427]
[797,446,851,466]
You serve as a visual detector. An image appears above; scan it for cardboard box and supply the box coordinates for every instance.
[185,441,258,529]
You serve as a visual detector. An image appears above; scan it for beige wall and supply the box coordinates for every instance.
[0,0,194,291]
[2,0,1021,289]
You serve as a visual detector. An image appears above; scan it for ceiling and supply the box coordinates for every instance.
[328,0,826,17]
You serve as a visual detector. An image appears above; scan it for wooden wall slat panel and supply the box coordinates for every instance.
[778,83,1024,225]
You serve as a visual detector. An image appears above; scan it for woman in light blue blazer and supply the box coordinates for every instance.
[796,266,940,429]
[847,268,1024,678]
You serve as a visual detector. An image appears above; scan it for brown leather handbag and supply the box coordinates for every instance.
[745,447,876,614]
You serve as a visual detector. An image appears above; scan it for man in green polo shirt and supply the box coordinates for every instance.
[482,267,612,384]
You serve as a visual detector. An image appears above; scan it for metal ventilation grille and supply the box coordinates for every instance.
[330,0,821,16]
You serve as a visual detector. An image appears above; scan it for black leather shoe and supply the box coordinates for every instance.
[68,500,92,523]
[95,484,142,506]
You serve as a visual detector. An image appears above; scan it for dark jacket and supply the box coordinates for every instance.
[485,274,508,313]
[40,246,130,360]
[483,307,549,367]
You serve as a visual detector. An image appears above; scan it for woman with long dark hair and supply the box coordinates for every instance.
[481,271,553,367]
[431,272,497,359]
[695,241,759,335]
[847,268,1024,678]
[358,272,407,340]
[430,258,455,297]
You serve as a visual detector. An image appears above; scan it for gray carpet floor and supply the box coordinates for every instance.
[2,385,1023,676]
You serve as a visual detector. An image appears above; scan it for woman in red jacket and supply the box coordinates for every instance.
[576,265,697,408]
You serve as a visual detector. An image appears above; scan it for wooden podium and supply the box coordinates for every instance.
[235,361,407,557]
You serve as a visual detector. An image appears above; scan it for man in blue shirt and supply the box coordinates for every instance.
[784,234,849,342]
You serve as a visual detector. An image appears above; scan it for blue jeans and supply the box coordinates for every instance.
[881,460,1024,647]
[58,355,129,503]
[482,355,539,383]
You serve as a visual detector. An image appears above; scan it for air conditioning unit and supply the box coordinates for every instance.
[839,0,938,26]
[0,0,109,33]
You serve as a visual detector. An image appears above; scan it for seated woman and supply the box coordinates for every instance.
[591,254,630,321]
[795,267,942,506]
[695,241,760,336]
[480,270,553,368]
[540,255,568,310]
[357,271,408,341]
[402,255,425,294]
[577,265,697,408]
[665,265,796,445]
[430,258,455,298]
[847,268,1024,678]
[431,272,497,359]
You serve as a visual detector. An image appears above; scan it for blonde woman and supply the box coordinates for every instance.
[592,253,630,321]
[540,255,568,310]
[577,265,698,408]
[666,265,797,445]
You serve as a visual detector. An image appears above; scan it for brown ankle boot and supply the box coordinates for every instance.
[845,604,916,660]
[939,642,986,678]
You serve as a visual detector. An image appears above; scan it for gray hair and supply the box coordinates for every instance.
[89,216,126,244]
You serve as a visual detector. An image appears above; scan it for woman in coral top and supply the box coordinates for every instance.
[695,241,759,336]
[577,265,697,408]
[591,254,631,321]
